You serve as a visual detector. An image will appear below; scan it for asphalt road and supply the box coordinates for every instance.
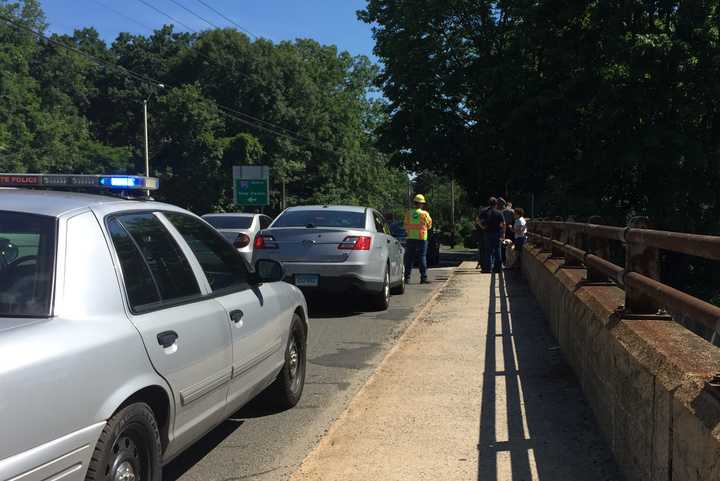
[163,250,473,481]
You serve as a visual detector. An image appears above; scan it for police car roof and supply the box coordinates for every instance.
[0,188,172,217]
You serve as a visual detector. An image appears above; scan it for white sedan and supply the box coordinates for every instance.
[203,213,273,264]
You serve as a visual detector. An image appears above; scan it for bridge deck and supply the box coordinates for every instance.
[293,264,622,481]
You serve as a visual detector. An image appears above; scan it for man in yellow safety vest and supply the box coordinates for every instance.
[403,194,433,284]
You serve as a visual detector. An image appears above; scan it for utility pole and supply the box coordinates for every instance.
[142,83,165,187]
[450,176,455,229]
[282,180,287,210]
[143,99,149,178]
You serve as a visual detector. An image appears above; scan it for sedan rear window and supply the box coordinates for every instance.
[0,211,55,317]
[272,210,366,228]
[203,215,253,229]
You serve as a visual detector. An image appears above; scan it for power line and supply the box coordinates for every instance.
[165,0,221,30]
[0,13,342,155]
[135,0,196,32]
[126,0,317,143]
[91,0,157,32]
[193,0,257,39]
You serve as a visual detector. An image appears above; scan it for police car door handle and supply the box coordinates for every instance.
[157,331,178,348]
[229,310,244,324]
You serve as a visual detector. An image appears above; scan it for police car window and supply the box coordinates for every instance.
[0,211,55,318]
[273,210,366,228]
[113,213,200,305]
[164,212,248,292]
[107,217,162,311]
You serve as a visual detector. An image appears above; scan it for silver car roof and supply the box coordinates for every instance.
[0,188,187,218]
[284,205,368,213]
[202,213,257,218]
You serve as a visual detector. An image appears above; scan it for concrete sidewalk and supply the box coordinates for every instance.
[291,264,622,481]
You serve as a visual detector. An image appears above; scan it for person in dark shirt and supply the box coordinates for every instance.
[481,197,505,273]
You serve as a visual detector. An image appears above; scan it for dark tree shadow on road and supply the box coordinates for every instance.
[476,270,622,481]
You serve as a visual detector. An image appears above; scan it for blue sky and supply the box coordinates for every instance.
[40,0,378,62]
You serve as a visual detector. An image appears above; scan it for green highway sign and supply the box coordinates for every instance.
[235,179,269,206]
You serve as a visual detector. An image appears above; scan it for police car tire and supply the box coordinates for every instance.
[267,314,306,410]
[85,402,162,481]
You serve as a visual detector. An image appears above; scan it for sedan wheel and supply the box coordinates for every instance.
[391,265,405,295]
[370,268,390,310]
[267,313,307,409]
[85,403,161,481]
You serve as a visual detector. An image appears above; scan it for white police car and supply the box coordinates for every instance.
[0,174,307,481]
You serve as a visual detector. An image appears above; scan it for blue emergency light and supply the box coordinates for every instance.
[0,174,159,191]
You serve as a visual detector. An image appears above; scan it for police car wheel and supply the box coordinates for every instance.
[85,403,162,481]
[266,314,306,410]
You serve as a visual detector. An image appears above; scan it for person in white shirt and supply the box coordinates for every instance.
[511,208,528,269]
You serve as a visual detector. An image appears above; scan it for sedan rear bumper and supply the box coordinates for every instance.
[279,262,384,293]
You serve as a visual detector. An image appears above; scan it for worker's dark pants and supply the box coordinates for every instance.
[484,232,503,273]
[404,239,428,281]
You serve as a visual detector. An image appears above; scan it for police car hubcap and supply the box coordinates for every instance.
[115,461,136,481]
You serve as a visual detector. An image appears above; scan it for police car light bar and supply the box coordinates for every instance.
[0,174,159,190]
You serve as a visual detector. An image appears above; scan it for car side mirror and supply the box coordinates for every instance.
[253,259,285,284]
[0,238,18,266]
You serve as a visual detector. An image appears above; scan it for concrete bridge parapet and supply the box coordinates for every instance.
[523,243,720,481]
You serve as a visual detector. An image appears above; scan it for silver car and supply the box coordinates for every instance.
[252,205,405,310]
[202,213,273,264]
[0,187,308,481]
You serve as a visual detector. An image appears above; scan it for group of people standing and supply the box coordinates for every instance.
[475,197,527,273]
[401,193,528,283]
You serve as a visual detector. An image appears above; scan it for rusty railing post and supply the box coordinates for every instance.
[624,216,661,314]
[586,215,610,282]
[550,221,565,259]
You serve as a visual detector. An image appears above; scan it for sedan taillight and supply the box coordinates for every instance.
[233,233,251,249]
[338,236,372,250]
[254,234,278,249]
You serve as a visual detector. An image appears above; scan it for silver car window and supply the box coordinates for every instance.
[111,213,201,308]
[0,211,55,318]
[372,211,386,233]
[164,212,249,293]
[259,215,272,229]
[106,217,163,312]
[273,210,365,228]
[204,216,253,229]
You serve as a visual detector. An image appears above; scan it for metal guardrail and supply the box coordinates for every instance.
[527,218,720,334]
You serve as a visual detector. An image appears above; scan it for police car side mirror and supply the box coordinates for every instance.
[252,259,285,284]
[0,238,18,265]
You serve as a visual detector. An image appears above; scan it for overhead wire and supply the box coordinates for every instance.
[127,0,320,144]
[0,12,341,155]
[193,0,257,39]
[135,0,196,33]
[90,0,157,32]
[165,0,220,30]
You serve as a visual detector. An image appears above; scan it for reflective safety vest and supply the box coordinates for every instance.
[404,208,432,241]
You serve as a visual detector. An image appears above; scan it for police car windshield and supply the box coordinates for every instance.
[0,212,56,318]
[273,210,365,229]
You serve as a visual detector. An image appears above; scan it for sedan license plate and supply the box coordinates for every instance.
[294,274,319,287]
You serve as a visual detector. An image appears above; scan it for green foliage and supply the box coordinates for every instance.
[359,0,720,234]
[0,2,408,216]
